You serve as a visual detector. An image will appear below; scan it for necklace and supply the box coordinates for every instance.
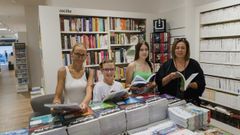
[174,60,186,72]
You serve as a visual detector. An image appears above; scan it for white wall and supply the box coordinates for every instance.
[46,0,162,14]
[18,32,27,43]
[25,5,42,88]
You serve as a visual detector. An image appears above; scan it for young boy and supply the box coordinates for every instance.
[93,59,124,102]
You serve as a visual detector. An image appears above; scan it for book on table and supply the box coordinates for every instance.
[175,72,198,91]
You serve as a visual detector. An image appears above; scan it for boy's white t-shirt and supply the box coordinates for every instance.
[93,81,123,102]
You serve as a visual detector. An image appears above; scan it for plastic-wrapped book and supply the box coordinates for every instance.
[125,105,149,130]
[147,98,168,123]
[68,118,100,135]
[98,110,126,135]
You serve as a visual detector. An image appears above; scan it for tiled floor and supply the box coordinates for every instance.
[0,65,32,132]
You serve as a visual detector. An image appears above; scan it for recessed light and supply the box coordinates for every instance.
[0,28,8,31]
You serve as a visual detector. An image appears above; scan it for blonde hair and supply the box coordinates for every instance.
[71,43,87,53]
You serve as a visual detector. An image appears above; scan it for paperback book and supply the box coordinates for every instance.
[176,72,198,91]
[131,74,156,88]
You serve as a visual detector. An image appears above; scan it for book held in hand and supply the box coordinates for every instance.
[175,72,198,91]
[44,103,81,111]
[102,89,128,103]
[131,74,156,87]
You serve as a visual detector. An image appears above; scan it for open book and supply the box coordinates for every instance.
[176,72,198,91]
[102,89,128,103]
[44,103,81,111]
[131,74,156,87]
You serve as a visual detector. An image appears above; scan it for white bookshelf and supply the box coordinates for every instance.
[196,0,240,130]
[38,6,151,94]
[14,42,29,92]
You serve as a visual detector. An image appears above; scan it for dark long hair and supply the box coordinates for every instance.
[134,42,153,72]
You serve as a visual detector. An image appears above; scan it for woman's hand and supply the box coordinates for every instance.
[80,102,88,113]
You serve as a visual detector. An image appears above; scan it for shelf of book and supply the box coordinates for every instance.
[200,97,240,112]
[14,42,29,93]
[39,6,151,94]
[150,32,171,72]
[197,0,240,129]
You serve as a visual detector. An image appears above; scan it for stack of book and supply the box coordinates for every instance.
[168,103,210,131]
[30,87,44,99]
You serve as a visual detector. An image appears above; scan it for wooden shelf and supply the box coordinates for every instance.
[109,30,143,33]
[61,31,108,34]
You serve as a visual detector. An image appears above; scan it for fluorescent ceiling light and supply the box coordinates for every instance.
[0,28,8,31]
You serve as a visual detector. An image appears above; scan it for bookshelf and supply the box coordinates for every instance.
[109,17,146,81]
[59,15,109,67]
[150,32,171,73]
[39,6,151,94]
[196,0,240,130]
[13,42,29,92]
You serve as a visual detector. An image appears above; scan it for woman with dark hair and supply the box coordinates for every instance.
[125,42,156,93]
[53,43,94,111]
[155,38,206,105]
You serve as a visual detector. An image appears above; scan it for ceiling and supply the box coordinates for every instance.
[0,0,45,37]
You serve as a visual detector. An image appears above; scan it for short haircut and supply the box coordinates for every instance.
[99,59,115,69]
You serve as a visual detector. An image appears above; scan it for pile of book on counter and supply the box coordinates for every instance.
[168,103,210,131]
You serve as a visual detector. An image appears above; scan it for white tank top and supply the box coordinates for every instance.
[64,66,87,104]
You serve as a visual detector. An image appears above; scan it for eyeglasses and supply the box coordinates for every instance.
[102,68,115,72]
[73,52,86,58]
[174,38,186,42]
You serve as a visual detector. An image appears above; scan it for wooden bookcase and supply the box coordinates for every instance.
[39,6,151,94]
[196,0,240,133]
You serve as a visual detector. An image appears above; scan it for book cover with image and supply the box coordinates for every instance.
[131,74,156,88]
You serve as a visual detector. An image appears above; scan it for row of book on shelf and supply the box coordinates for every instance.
[205,75,240,94]
[201,63,240,79]
[60,16,107,32]
[60,16,146,32]
[200,52,240,64]
[151,32,170,43]
[109,18,145,31]
[202,88,240,110]
[61,34,108,49]
[200,38,240,51]
[110,33,140,45]
[62,48,129,66]
[200,4,240,24]
[201,22,240,37]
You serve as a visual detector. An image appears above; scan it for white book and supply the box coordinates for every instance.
[175,72,198,91]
